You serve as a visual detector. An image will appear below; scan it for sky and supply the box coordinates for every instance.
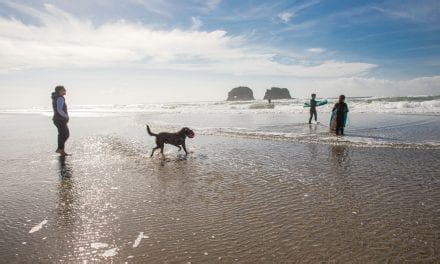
[0,0,439,107]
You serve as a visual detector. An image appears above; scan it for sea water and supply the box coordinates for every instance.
[0,96,439,262]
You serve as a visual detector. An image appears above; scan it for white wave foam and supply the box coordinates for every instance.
[29,219,47,233]
[102,247,118,257]
[2,96,440,116]
[91,242,108,249]
[196,127,440,149]
[133,232,148,248]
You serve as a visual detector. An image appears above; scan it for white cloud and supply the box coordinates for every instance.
[0,3,376,78]
[127,0,173,17]
[205,0,221,10]
[307,47,326,53]
[190,16,203,30]
[292,75,440,97]
[277,1,321,23]
[278,12,294,22]
[373,0,440,24]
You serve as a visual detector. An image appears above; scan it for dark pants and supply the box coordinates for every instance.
[53,119,69,150]
[309,108,317,124]
[336,116,344,135]
[336,127,344,135]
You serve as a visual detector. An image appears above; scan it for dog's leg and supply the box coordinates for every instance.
[174,145,182,151]
[182,143,188,155]
[160,145,164,155]
[151,146,159,157]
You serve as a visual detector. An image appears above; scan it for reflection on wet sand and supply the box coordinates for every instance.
[55,156,79,260]
[330,144,351,171]
[57,156,76,228]
[58,156,72,178]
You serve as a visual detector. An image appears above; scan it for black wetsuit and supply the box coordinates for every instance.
[309,99,317,124]
[52,93,69,150]
[333,102,349,135]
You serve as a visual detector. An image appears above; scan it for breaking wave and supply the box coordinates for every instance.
[1,95,440,116]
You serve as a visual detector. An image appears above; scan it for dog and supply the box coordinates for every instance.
[146,125,195,157]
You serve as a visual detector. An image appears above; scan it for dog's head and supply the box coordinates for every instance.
[181,127,195,138]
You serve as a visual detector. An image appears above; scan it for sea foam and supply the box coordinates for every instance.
[2,96,440,116]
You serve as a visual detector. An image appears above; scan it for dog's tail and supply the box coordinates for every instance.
[146,125,157,136]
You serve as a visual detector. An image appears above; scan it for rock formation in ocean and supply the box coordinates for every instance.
[263,87,292,100]
[227,86,255,101]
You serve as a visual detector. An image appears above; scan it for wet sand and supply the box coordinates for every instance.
[0,113,439,263]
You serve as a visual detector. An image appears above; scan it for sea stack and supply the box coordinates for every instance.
[227,86,255,101]
[263,87,292,100]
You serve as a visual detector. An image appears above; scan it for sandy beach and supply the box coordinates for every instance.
[1,0,440,262]
[0,103,439,262]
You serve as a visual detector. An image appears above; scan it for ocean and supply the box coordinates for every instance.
[2,96,440,149]
[0,95,439,262]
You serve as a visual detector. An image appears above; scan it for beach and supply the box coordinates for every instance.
[0,98,439,262]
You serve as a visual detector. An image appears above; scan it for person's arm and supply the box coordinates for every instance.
[345,103,349,112]
[332,103,337,112]
[56,97,69,120]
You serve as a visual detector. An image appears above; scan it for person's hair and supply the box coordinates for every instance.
[311,93,316,97]
[55,85,65,94]
[339,95,345,101]
[52,85,65,98]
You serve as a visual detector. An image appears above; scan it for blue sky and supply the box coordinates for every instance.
[0,0,439,106]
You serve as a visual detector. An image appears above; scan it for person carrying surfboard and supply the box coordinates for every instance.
[331,95,349,136]
[304,95,327,123]
[309,93,318,124]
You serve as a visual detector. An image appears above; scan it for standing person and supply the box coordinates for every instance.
[51,85,70,156]
[309,93,318,124]
[332,95,349,135]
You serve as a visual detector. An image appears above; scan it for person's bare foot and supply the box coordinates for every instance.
[56,149,70,156]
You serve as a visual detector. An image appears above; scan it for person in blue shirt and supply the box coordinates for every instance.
[51,85,70,156]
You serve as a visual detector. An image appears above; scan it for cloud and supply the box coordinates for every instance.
[278,12,294,22]
[373,0,440,24]
[204,0,221,10]
[277,0,321,23]
[190,16,203,30]
[127,0,173,17]
[307,48,325,53]
[0,3,376,78]
[294,75,440,97]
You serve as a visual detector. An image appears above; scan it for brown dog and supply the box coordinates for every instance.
[147,125,195,157]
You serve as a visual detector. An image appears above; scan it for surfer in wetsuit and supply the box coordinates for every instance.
[309,93,317,124]
[332,95,349,135]
[51,85,70,156]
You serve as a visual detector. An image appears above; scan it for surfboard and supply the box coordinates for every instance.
[304,99,328,107]
[329,110,337,131]
[330,109,348,131]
